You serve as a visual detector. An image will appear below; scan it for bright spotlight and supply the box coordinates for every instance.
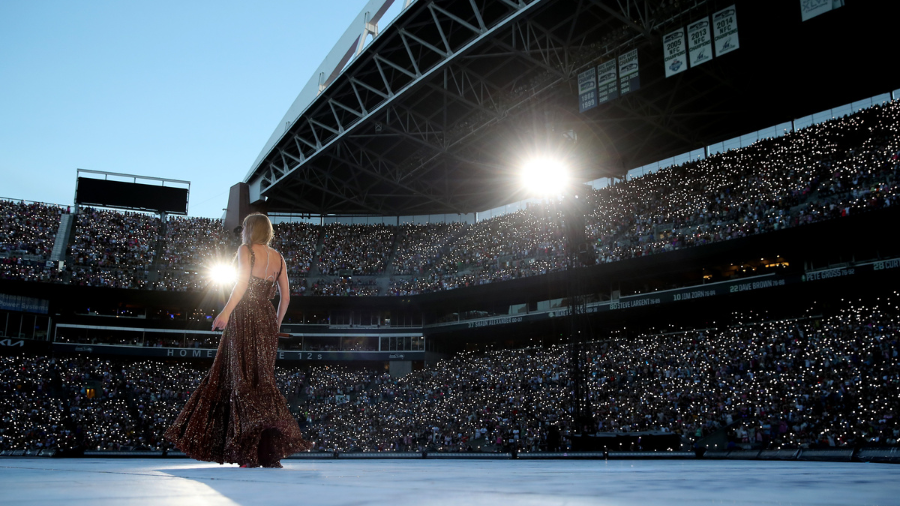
[209,263,237,285]
[521,158,569,196]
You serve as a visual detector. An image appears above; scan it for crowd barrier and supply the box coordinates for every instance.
[758,449,801,460]
[2,448,895,462]
[0,449,56,457]
[857,448,900,463]
[798,449,855,462]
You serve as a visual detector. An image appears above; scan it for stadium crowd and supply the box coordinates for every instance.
[1,100,899,292]
[2,298,897,453]
[273,222,320,293]
[317,224,394,276]
[160,217,237,270]
[390,223,465,275]
[70,208,161,268]
[0,199,64,283]
[305,277,380,297]
[0,200,63,259]
[150,216,241,291]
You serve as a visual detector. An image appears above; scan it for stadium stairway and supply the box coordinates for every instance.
[383,230,401,274]
[306,230,326,277]
[50,213,75,262]
[147,220,167,284]
[375,275,393,294]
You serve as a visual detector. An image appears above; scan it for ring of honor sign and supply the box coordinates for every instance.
[596,60,618,105]
[618,49,640,95]
[578,67,598,112]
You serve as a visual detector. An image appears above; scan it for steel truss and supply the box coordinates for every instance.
[249,0,755,216]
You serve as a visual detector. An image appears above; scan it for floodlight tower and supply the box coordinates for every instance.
[519,159,595,437]
[561,186,596,439]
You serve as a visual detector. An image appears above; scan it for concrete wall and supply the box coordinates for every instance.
[389,360,412,378]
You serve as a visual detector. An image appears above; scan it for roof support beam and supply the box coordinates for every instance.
[586,0,654,40]
[256,0,541,199]
[328,139,463,213]
[427,4,453,55]
[399,28,449,59]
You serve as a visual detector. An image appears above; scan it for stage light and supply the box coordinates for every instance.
[209,263,237,285]
[520,158,569,196]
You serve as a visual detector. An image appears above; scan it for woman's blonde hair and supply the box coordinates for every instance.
[242,213,274,245]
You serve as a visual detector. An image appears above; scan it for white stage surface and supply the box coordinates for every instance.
[0,458,897,505]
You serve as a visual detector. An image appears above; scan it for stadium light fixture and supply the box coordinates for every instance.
[520,157,570,196]
[209,263,237,285]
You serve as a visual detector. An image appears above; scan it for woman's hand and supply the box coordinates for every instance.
[212,312,230,331]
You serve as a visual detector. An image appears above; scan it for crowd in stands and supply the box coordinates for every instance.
[318,224,394,276]
[1,100,899,293]
[0,199,64,283]
[391,223,465,275]
[0,355,69,452]
[2,298,897,453]
[583,103,900,265]
[0,200,63,259]
[161,217,233,270]
[305,277,380,297]
[68,266,149,290]
[273,222,319,293]
[0,257,61,283]
[151,216,241,291]
[70,208,160,268]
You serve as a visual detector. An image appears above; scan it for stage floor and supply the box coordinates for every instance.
[0,458,897,505]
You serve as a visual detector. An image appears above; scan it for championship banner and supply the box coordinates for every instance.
[578,67,597,112]
[687,18,713,67]
[712,5,739,57]
[801,0,844,21]
[800,0,832,21]
[618,49,640,95]
[663,28,688,77]
[596,60,618,105]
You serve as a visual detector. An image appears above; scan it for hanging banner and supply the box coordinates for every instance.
[800,0,832,20]
[618,49,640,95]
[687,18,713,67]
[712,5,740,57]
[801,0,844,21]
[596,60,618,105]
[578,67,597,112]
[663,28,688,77]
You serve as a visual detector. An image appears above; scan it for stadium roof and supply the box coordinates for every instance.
[245,0,899,216]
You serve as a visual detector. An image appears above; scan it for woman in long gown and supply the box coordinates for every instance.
[164,213,312,467]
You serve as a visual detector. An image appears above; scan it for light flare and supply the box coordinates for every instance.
[520,158,570,196]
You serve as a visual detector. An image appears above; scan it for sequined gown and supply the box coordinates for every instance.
[164,248,312,467]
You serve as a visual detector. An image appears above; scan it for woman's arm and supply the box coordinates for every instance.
[275,253,290,329]
[212,245,251,330]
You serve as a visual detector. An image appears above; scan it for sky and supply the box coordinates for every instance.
[0,0,405,218]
